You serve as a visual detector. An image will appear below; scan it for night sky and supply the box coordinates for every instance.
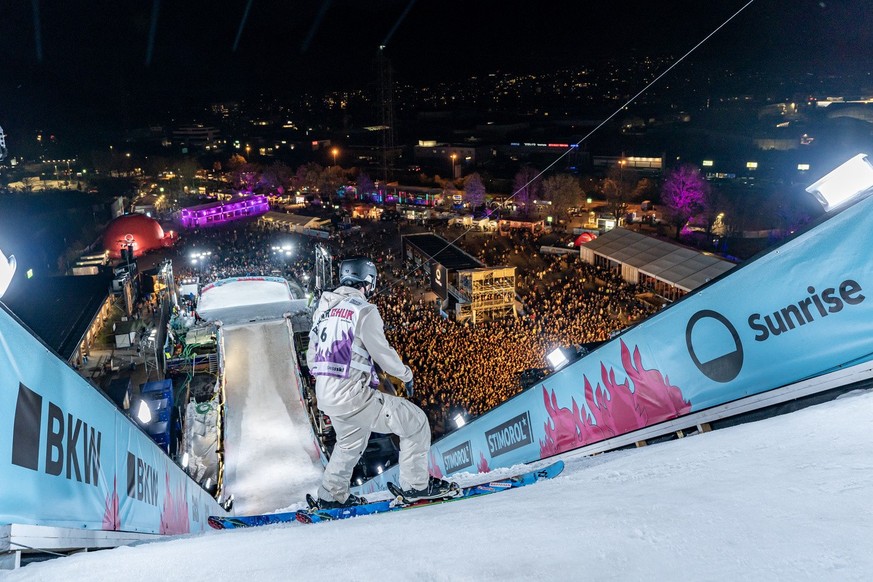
[0,0,871,131]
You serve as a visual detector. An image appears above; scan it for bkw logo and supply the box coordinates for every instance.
[11,383,103,486]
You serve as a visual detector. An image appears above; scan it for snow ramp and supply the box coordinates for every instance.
[220,318,323,515]
[197,276,306,325]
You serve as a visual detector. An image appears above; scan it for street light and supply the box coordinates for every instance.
[332,147,339,167]
[190,250,212,272]
[450,153,457,179]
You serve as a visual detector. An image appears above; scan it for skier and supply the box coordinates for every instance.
[306,256,457,509]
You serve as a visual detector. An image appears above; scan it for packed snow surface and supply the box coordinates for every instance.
[196,278,296,324]
[220,319,323,515]
[7,385,873,581]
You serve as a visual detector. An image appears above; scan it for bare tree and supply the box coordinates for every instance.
[602,164,635,220]
[317,166,346,204]
[464,173,487,211]
[293,162,323,193]
[512,166,543,216]
[661,164,709,239]
[231,163,261,193]
[226,154,246,170]
[542,174,582,224]
[357,172,375,198]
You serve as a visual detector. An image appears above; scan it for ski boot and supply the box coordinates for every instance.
[388,477,460,505]
[309,492,368,510]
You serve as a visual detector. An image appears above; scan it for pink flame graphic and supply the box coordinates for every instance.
[428,451,444,479]
[477,452,491,474]
[160,472,191,535]
[540,339,691,456]
[102,477,119,530]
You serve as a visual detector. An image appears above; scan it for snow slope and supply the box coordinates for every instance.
[220,320,323,515]
[197,278,301,325]
[6,387,872,581]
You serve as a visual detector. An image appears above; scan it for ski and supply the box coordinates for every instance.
[295,460,564,525]
[208,511,300,530]
[208,460,563,529]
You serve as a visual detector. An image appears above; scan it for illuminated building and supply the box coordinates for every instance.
[179,195,270,228]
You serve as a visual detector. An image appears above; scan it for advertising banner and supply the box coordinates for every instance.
[358,193,873,491]
[0,306,225,533]
[431,262,448,300]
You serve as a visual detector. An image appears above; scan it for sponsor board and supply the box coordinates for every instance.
[485,412,533,457]
[442,441,473,473]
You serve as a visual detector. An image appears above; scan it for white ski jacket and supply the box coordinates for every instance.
[306,286,413,416]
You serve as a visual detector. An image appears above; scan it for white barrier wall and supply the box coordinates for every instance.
[0,305,226,534]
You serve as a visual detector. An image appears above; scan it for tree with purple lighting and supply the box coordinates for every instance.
[357,172,374,199]
[464,173,486,211]
[231,162,261,194]
[512,166,543,216]
[661,164,709,239]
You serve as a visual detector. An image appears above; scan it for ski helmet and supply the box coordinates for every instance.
[339,256,378,297]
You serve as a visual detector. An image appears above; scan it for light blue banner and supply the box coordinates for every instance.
[0,305,225,533]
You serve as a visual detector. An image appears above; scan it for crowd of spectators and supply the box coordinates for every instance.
[173,218,658,437]
[370,230,658,436]
[173,221,315,291]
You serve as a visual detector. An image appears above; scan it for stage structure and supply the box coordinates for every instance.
[455,267,517,324]
[401,233,516,323]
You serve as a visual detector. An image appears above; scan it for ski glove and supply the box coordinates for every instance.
[404,379,414,397]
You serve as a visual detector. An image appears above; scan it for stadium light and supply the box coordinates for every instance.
[453,414,466,428]
[135,399,152,424]
[0,247,16,299]
[181,452,189,469]
[376,465,384,475]
[806,153,873,212]
[546,347,569,370]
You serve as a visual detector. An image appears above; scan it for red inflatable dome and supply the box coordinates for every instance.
[574,232,597,247]
[102,213,167,259]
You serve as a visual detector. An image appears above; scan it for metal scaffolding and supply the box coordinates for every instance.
[454,267,517,324]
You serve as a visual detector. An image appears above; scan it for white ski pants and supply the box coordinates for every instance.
[319,391,431,503]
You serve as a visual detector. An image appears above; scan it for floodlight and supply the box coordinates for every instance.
[135,400,152,424]
[546,347,569,370]
[376,465,384,475]
[0,247,16,299]
[181,452,189,469]
[204,478,212,490]
[453,414,467,428]
[806,153,873,212]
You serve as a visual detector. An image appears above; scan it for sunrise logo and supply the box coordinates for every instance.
[685,310,744,383]
[0,247,17,299]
